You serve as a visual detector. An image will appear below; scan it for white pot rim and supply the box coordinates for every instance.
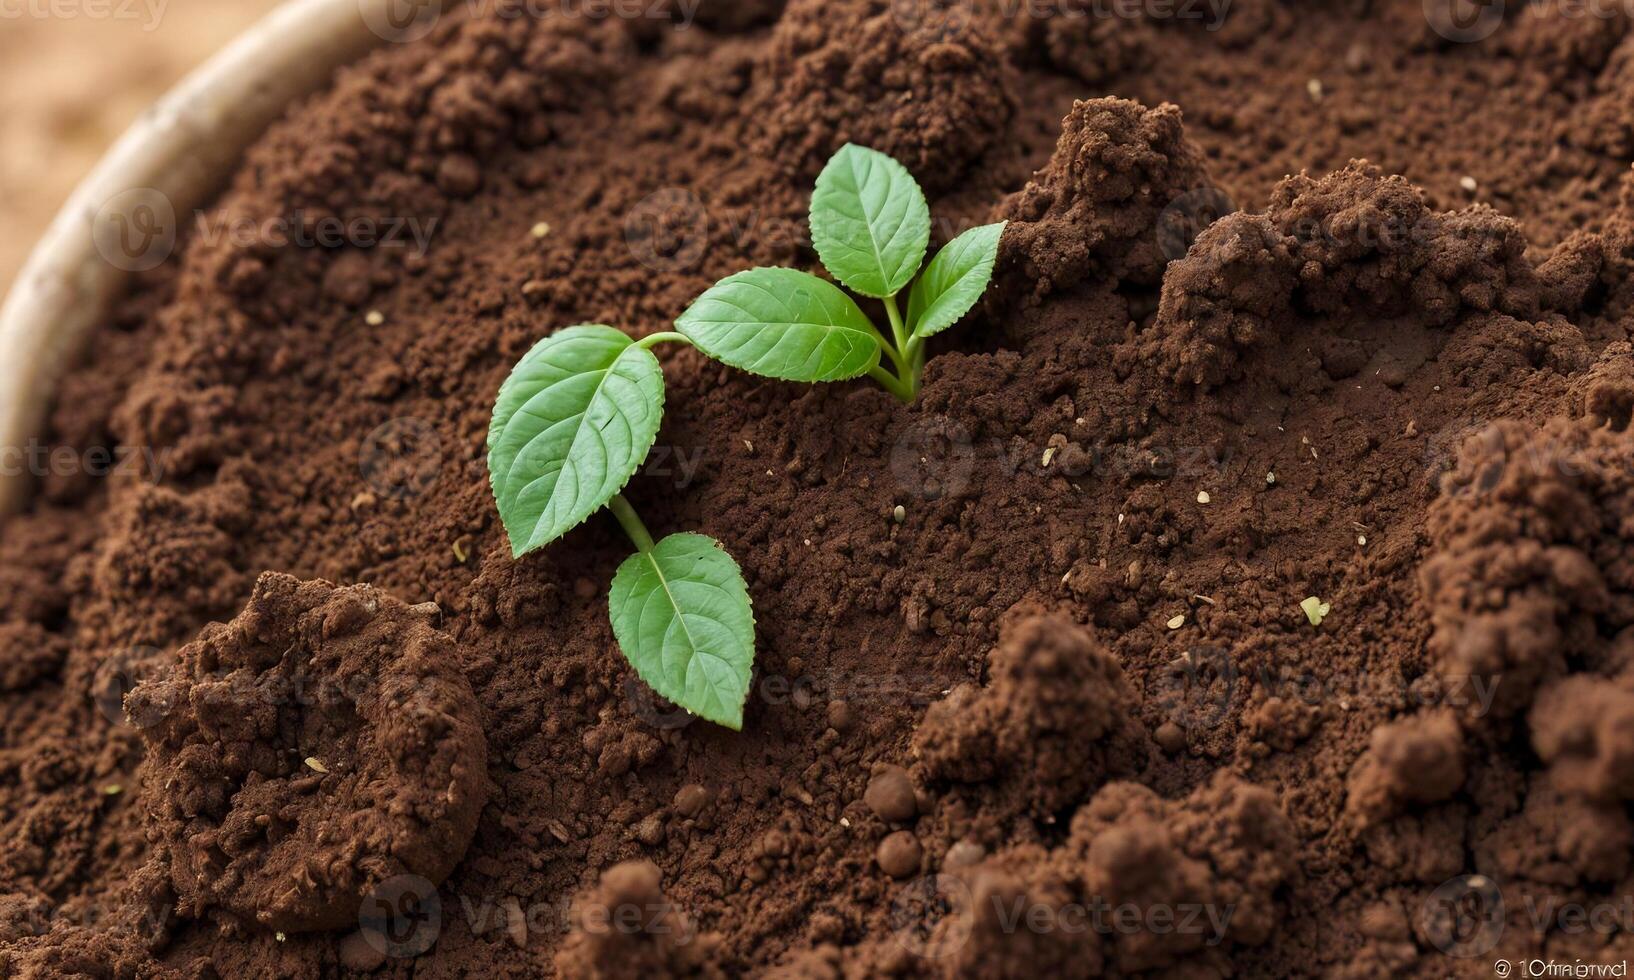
[0,0,444,517]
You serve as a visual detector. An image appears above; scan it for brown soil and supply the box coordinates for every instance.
[3,0,1634,976]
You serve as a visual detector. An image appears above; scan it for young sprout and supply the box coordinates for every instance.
[486,146,1005,728]
[488,326,755,730]
[677,144,1006,404]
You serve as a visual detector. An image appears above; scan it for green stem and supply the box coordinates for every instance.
[884,293,909,353]
[866,322,910,375]
[905,331,926,377]
[883,294,923,401]
[868,364,915,404]
[608,494,656,553]
[636,331,691,351]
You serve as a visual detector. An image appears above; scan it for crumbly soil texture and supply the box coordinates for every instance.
[4,1,1634,976]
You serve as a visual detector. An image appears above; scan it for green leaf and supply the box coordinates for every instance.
[675,267,882,382]
[908,222,1007,340]
[810,144,931,298]
[610,533,756,730]
[488,325,664,557]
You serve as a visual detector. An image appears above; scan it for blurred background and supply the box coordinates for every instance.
[0,0,281,297]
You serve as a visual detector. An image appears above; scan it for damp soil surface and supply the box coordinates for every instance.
[5,1,1634,976]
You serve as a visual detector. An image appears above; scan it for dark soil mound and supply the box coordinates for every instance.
[127,572,488,934]
[4,0,1634,976]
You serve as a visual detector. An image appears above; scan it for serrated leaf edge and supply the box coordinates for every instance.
[810,144,931,299]
[675,267,883,382]
[487,326,665,557]
[909,221,1008,340]
[610,533,757,731]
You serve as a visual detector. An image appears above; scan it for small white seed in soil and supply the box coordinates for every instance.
[892,505,906,523]
[1167,614,1185,630]
[1358,535,1367,546]
[1196,491,1211,504]
[1266,472,1277,485]
[364,310,385,326]
[1460,176,1478,192]
[1307,78,1324,100]
[531,221,551,238]
[305,757,329,774]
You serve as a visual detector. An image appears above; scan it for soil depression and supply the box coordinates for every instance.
[4,0,1634,976]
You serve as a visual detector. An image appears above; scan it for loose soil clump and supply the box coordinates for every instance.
[128,573,488,934]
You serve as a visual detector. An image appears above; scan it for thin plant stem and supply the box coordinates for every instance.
[868,364,915,404]
[608,494,656,553]
[864,321,910,374]
[636,331,691,351]
[884,293,909,353]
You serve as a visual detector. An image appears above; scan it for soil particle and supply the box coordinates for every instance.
[875,831,922,879]
[673,783,713,818]
[862,764,918,823]
[337,929,387,972]
[437,154,484,198]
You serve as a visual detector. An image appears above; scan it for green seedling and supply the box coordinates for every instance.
[677,143,1007,403]
[487,146,1002,729]
[488,326,755,730]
